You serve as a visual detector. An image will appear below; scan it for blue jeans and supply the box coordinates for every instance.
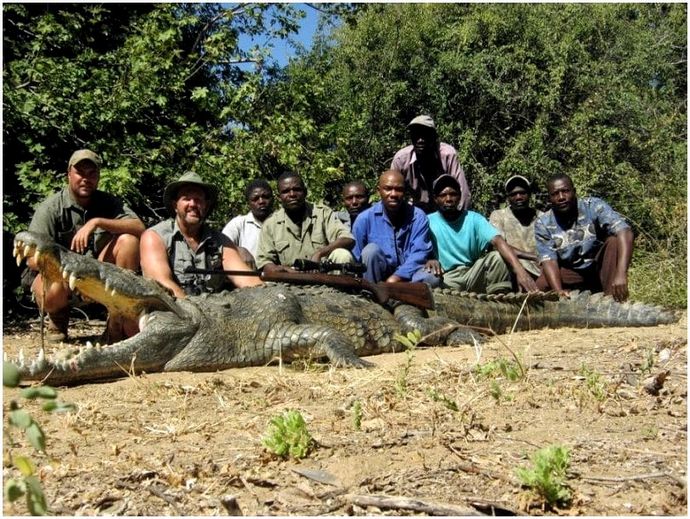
[360,243,440,287]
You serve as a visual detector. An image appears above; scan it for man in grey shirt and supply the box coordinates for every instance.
[26,149,145,343]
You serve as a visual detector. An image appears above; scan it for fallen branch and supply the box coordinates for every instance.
[582,471,685,487]
[344,493,483,516]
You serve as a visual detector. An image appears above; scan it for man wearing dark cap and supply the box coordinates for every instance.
[489,175,543,279]
[391,115,471,213]
[141,171,262,298]
[425,175,538,294]
[26,149,145,342]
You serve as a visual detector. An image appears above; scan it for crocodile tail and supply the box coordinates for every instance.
[434,289,680,332]
[550,290,680,328]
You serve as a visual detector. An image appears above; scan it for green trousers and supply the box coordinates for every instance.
[442,251,512,294]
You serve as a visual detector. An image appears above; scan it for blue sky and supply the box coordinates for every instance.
[238,3,321,67]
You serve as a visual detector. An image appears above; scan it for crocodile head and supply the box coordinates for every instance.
[11,231,199,384]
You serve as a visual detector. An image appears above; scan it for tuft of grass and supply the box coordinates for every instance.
[427,388,459,411]
[394,330,420,397]
[352,400,363,431]
[474,358,522,381]
[516,445,572,508]
[629,245,686,308]
[579,365,608,401]
[261,410,313,459]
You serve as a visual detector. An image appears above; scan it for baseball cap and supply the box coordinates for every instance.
[68,149,102,170]
[407,115,436,131]
[432,174,461,195]
[504,175,531,193]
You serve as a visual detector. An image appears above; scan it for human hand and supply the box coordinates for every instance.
[516,271,539,293]
[610,273,629,302]
[424,259,444,277]
[71,219,98,254]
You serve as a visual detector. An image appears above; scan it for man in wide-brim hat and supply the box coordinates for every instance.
[141,171,262,297]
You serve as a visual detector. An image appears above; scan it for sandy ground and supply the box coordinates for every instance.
[2,312,687,516]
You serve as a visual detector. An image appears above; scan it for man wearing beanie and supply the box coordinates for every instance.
[489,175,543,279]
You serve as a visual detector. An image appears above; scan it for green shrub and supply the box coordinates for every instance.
[262,409,313,459]
[516,445,572,508]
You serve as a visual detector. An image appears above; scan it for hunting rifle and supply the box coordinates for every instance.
[183,262,434,309]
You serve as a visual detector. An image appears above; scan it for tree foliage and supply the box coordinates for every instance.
[3,3,303,228]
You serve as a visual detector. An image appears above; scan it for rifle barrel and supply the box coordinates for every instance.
[183,267,434,309]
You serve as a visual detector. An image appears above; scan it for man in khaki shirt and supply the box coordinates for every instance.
[255,172,355,273]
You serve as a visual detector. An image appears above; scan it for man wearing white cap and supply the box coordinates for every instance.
[391,115,471,213]
[26,149,145,342]
[489,175,543,278]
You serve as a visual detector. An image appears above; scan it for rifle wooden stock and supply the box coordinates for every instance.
[184,268,434,309]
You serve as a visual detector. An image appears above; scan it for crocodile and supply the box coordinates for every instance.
[10,231,680,385]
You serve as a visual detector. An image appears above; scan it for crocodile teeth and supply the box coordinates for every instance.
[110,288,117,297]
[33,250,41,262]
[69,274,77,290]
[23,245,32,257]
[86,341,94,349]
[37,348,45,363]
[62,269,69,280]
[16,254,23,267]
[12,243,18,257]
[105,280,112,292]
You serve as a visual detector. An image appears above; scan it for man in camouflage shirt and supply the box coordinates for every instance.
[489,175,543,280]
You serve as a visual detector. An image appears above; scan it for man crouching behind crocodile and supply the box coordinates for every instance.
[140,171,263,298]
[11,230,680,386]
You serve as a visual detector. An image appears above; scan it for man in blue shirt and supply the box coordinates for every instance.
[352,170,439,286]
[425,175,537,294]
[534,173,634,302]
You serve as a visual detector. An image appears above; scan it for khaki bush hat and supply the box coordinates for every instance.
[68,149,102,170]
[407,115,436,131]
[504,175,531,193]
[163,171,218,213]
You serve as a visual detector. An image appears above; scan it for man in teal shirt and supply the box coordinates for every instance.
[425,175,537,293]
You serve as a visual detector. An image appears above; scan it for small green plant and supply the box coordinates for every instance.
[516,445,572,508]
[579,365,608,401]
[3,361,75,515]
[640,348,655,375]
[262,410,313,459]
[474,358,522,381]
[427,388,459,411]
[352,400,363,431]
[640,425,658,440]
[489,380,503,402]
[394,330,420,397]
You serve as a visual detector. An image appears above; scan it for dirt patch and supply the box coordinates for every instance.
[3,314,687,516]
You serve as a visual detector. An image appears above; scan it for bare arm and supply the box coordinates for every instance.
[610,228,633,302]
[140,229,186,299]
[540,259,569,297]
[71,217,145,253]
[492,236,538,292]
[310,237,355,262]
[222,246,263,288]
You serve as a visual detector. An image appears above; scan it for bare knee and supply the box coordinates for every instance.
[31,274,71,313]
[110,234,140,271]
